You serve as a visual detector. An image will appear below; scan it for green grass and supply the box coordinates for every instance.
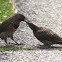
[0,45,34,51]
[0,0,15,22]
[58,48,62,51]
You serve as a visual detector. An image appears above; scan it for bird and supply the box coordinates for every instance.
[0,13,25,46]
[24,19,62,47]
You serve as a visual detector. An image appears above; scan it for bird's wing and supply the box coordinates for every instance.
[0,21,14,33]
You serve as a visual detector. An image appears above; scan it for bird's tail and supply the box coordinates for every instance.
[57,42,62,44]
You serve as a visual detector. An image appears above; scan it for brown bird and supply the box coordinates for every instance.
[0,13,25,46]
[24,19,62,47]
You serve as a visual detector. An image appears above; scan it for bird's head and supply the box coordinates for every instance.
[10,13,26,25]
[24,18,39,32]
[14,13,25,21]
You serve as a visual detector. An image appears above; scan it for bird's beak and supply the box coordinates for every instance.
[24,18,30,23]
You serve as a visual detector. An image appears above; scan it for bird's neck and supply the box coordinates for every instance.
[27,22,39,32]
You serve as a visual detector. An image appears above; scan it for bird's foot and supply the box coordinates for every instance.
[36,44,52,49]
[5,43,10,47]
[5,44,11,47]
[44,44,52,48]
[15,43,24,45]
[9,42,24,45]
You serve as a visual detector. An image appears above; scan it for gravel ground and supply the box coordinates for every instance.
[0,0,62,62]
[0,50,62,62]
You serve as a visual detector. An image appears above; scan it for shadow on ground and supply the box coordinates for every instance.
[35,44,62,50]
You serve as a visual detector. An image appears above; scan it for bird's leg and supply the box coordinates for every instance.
[43,40,52,48]
[10,36,19,45]
[4,37,9,46]
[43,43,52,48]
[10,36,24,45]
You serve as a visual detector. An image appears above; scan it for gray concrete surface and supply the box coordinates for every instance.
[14,0,62,46]
[0,0,62,62]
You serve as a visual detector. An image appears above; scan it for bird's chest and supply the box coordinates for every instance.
[33,31,45,40]
[0,27,16,39]
[33,31,52,44]
[7,26,16,36]
[33,31,52,43]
